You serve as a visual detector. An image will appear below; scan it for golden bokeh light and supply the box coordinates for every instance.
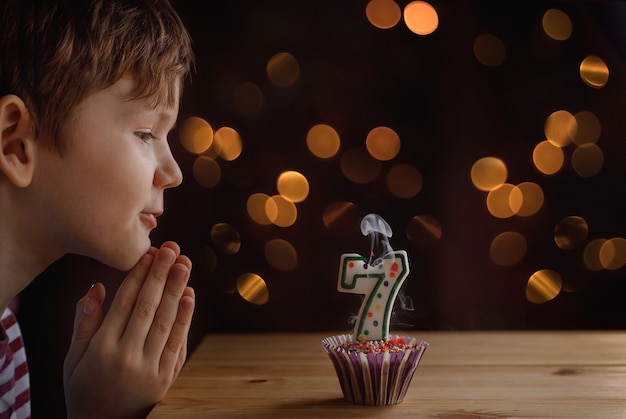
[366,126,401,161]
[267,52,300,87]
[573,111,601,145]
[265,239,298,271]
[403,1,438,35]
[366,0,402,29]
[471,157,508,191]
[247,193,272,225]
[580,55,609,88]
[583,238,607,271]
[542,9,572,41]
[233,81,263,115]
[236,273,269,305]
[571,143,603,178]
[532,140,564,175]
[526,270,562,304]
[544,110,577,148]
[490,231,527,266]
[515,182,544,216]
[386,163,422,198]
[214,127,243,161]
[266,194,298,227]
[340,147,382,183]
[192,156,221,188]
[276,170,309,203]
[486,183,521,218]
[322,201,362,238]
[406,215,442,248]
[307,124,341,159]
[473,33,506,67]
[554,216,588,250]
[179,116,213,154]
[210,223,241,255]
[599,238,626,270]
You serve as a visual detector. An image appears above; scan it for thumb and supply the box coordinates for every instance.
[63,283,106,378]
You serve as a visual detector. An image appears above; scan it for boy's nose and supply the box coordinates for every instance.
[155,147,183,189]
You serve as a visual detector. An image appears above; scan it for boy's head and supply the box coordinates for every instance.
[0,0,194,151]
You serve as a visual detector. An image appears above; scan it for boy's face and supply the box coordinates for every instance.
[31,77,183,270]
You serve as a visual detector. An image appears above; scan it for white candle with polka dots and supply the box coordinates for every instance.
[337,214,410,342]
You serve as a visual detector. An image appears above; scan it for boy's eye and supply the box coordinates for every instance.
[136,131,157,143]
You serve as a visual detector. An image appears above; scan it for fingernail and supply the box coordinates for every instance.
[83,298,95,315]
[158,247,176,264]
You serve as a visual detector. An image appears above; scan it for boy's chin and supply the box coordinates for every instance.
[101,243,152,272]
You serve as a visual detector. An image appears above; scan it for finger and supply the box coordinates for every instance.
[63,283,106,378]
[144,261,191,360]
[122,246,178,343]
[160,287,195,377]
[99,252,154,339]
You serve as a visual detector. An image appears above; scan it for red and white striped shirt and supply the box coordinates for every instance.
[0,308,30,419]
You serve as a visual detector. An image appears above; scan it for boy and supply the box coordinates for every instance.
[0,0,196,417]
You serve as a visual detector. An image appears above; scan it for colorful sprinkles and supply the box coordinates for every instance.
[338,337,422,354]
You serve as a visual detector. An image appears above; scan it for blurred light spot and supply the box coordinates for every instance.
[486,183,519,218]
[179,116,213,154]
[515,182,544,216]
[267,52,300,87]
[406,215,442,248]
[554,216,588,250]
[573,111,601,145]
[403,1,438,35]
[542,9,572,41]
[200,244,218,274]
[571,143,603,178]
[533,140,564,175]
[266,195,298,227]
[366,0,402,29]
[545,110,576,148]
[490,231,527,266]
[277,171,309,203]
[507,185,523,215]
[387,163,422,198]
[366,126,401,161]
[233,82,263,115]
[307,124,341,158]
[236,273,269,305]
[341,147,382,183]
[471,157,507,191]
[473,33,506,67]
[526,270,562,304]
[247,193,272,225]
[583,238,607,271]
[265,239,298,271]
[580,55,609,88]
[600,238,626,270]
[192,156,221,188]
[210,223,241,254]
[322,201,362,238]
[214,127,243,161]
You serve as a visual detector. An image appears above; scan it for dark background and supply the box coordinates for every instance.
[16,1,626,416]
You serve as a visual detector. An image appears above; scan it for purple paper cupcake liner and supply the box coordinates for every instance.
[321,334,428,405]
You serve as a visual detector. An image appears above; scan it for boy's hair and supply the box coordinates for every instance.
[0,0,194,150]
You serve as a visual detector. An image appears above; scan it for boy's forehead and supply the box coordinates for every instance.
[110,76,180,116]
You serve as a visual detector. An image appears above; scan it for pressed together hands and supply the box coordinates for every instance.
[63,242,195,419]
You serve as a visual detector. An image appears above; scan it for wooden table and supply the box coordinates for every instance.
[148,331,626,418]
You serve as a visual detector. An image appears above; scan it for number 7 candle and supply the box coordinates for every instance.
[338,213,409,342]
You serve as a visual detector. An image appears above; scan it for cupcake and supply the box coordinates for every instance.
[321,334,428,405]
[325,213,429,405]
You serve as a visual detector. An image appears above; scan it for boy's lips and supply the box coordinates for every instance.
[140,211,161,229]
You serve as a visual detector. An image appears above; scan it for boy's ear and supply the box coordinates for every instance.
[0,94,36,188]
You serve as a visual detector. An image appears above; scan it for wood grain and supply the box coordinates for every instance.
[148,331,626,418]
